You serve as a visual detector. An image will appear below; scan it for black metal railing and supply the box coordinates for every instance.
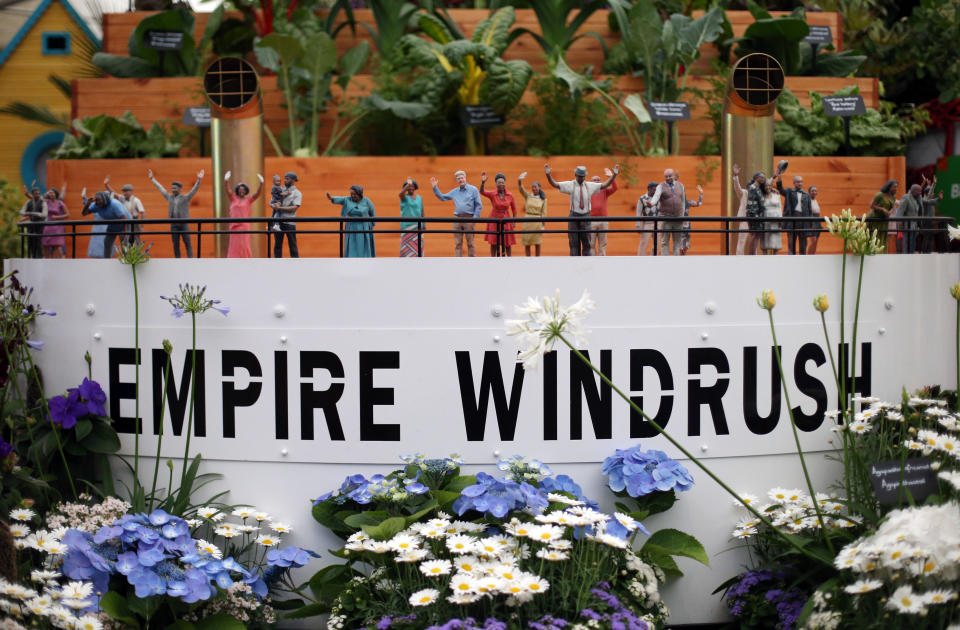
[16,215,955,259]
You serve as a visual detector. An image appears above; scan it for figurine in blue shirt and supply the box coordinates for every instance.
[82,190,132,259]
[431,170,482,257]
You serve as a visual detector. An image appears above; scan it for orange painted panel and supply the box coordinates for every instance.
[46,155,903,260]
[101,10,843,72]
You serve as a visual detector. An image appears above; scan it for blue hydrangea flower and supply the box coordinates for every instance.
[497,455,552,483]
[266,546,319,569]
[453,472,548,518]
[602,445,694,497]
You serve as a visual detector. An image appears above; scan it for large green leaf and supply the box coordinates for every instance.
[298,31,337,77]
[339,41,370,79]
[196,614,246,630]
[343,510,390,528]
[622,93,651,124]
[641,528,709,566]
[80,419,121,453]
[418,12,455,45]
[553,54,596,96]
[675,7,725,62]
[308,564,360,602]
[99,591,139,628]
[800,46,866,77]
[361,94,432,120]
[483,58,532,113]
[127,9,197,75]
[472,6,515,55]
[282,602,329,620]
[361,516,407,541]
[256,33,304,69]
[91,53,159,79]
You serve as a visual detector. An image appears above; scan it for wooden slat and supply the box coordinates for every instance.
[47,155,903,259]
[101,9,844,72]
[71,75,878,156]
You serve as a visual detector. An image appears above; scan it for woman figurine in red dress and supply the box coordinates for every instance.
[224,171,263,258]
[479,172,517,257]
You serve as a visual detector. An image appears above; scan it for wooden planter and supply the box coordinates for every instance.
[47,154,902,259]
[102,9,844,73]
[71,75,879,157]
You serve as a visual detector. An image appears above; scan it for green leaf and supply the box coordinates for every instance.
[644,548,682,577]
[553,55,596,96]
[641,528,709,566]
[339,41,370,78]
[745,0,772,21]
[196,614,246,630]
[80,419,120,453]
[282,602,329,620]
[676,7,725,62]
[99,591,140,628]
[472,6,515,55]
[92,53,159,78]
[73,418,92,441]
[126,593,161,620]
[270,597,305,611]
[622,94,651,124]
[362,515,407,541]
[308,564,360,602]
[298,31,337,76]
[483,58,533,113]
[343,510,389,528]
[256,33,304,69]
[172,454,203,516]
[127,9,197,75]
[418,12,455,45]
[443,475,477,492]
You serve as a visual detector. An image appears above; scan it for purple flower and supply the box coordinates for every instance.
[453,472,549,518]
[602,445,694,497]
[0,436,14,458]
[76,378,107,416]
[266,546,318,568]
[25,340,43,351]
[49,390,84,429]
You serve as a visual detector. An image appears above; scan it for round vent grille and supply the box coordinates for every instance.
[204,57,259,110]
[731,53,784,107]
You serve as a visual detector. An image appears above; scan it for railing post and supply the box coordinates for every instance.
[196,222,203,258]
[339,220,344,258]
[653,217,659,256]
[71,224,77,259]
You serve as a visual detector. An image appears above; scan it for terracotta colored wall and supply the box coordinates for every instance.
[71,75,878,157]
[47,155,903,259]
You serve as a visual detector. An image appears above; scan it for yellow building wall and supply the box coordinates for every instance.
[0,2,95,186]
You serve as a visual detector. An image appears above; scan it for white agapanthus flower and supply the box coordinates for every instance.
[948,224,960,242]
[506,290,595,370]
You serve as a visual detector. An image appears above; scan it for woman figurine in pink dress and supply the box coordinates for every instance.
[42,188,69,258]
[224,171,263,258]
[479,172,517,257]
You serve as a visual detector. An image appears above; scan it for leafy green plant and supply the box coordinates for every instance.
[359,0,419,57]
[773,85,930,157]
[502,73,627,156]
[92,6,225,78]
[505,0,608,62]
[0,179,27,261]
[397,5,533,155]
[606,3,724,154]
[53,112,184,160]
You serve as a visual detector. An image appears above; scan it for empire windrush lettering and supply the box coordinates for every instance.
[108,342,871,442]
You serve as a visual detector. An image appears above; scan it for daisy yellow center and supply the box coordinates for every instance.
[503,572,514,580]
[944,443,955,451]
[901,597,913,606]
[461,564,473,571]
[540,533,551,540]
[457,583,470,591]
[517,529,529,535]
[923,562,935,573]
[430,567,441,573]
[891,552,902,559]
[419,596,431,603]
[529,584,540,591]
[509,586,522,593]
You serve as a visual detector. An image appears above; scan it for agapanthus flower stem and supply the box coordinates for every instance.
[850,255,865,415]
[558,336,828,566]
[182,312,197,488]
[956,300,959,411]
[839,249,847,417]
[766,309,834,555]
[132,263,141,483]
[150,351,173,511]
[820,311,852,504]
[51,424,77,500]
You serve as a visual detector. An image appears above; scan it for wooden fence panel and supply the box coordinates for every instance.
[47,155,903,260]
[72,75,877,157]
[102,10,843,72]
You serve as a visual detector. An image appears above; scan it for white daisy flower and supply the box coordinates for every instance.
[592,533,627,549]
[937,434,960,455]
[449,573,478,594]
[408,588,439,607]
[196,506,224,521]
[844,579,882,595]
[395,548,429,563]
[76,616,103,630]
[536,548,569,561]
[9,508,35,521]
[848,420,872,435]
[196,539,223,559]
[565,506,607,524]
[527,524,565,544]
[235,525,259,534]
[613,513,639,532]
[253,512,270,522]
[474,576,504,594]
[214,527,238,538]
[361,540,391,554]
[886,586,926,614]
[732,493,758,508]
[504,520,534,538]
[61,581,93,601]
[445,534,474,554]
[8,523,30,538]
[389,533,421,553]
[447,591,482,604]
[453,555,481,575]
[473,539,501,557]
[732,528,755,539]
[62,597,92,610]
[31,569,60,583]
[549,539,572,551]
[521,575,550,594]
[255,534,280,547]
[938,470,960,490]
[926,407,950,417]
[921,589,955,605]
[546,493,584,506]
[232,507,255,518]
[419,559,452,577]
[186,519,202,528]
[42,541,67,555]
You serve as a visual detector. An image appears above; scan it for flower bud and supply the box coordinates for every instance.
[756,290,776,311]
[166,459,175,470]
[813,294,829,313]
[162,339,173,355]
[950,283,960,301]
[84,351,91,366]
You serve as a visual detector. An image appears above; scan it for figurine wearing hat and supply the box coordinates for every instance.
[635,181,660,256]
[271,171,302,258]
[544,163,619,256]
[148,167,204,257]
[104,176,145,245]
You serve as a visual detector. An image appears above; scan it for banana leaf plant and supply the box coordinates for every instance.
[607,2,724,154]
[399,5,532,155]
[505,0,609,63]
[91,6,225,78]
